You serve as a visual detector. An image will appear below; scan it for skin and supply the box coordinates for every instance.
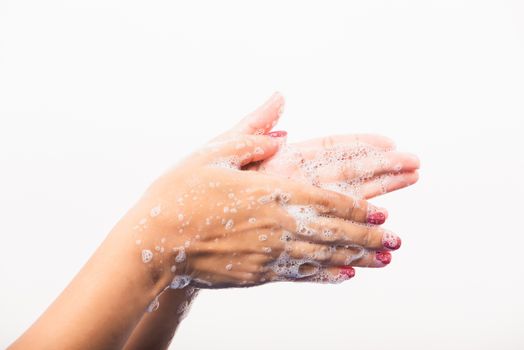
[10,93,418,350]
[122,93,420,350]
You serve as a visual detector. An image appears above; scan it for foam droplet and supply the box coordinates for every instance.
[170,275,192,289]
[225,219,234,230]
[141,249,153,263]
[175,248,186,263]
[146,296,160,312]
[150,205,161,217]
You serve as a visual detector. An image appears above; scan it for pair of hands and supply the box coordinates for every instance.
[8,92,420,350]
[132,92,420,291]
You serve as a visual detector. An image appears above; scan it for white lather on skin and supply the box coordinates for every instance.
[141,249,153,263]
[170,275,192,289]
[150,205,161,217]
[134,138,397,289]
[259,143,394,199]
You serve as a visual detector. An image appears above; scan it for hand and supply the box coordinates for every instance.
[133,121,399,290]
[123,93,417,350]
[10,93,412,350]
[220,92,420,201]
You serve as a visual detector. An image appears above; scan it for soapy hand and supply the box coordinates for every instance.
[221,93,420,200]
[132,96,403,289]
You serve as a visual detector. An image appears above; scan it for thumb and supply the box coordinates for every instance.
[206,134,286,169]
[217,92,285,140]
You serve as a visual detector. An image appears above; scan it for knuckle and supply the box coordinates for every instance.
[361,226,373,247]
[313,192,331,209]
[313,246,332,261]
[345,200,355,219]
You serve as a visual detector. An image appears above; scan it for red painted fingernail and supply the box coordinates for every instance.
[339,266,355,278]
[375,251,392,265]
[367,211,386,225]
[382,231,402,250]
[267,130,287,138]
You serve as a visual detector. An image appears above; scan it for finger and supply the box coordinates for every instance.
[263,251,322,280]
[294,216,402,251]
[285,242,393,268]
[328,249,392,268]
[284,241,366,266]
[360,171,420,199]
[221,92,285,138]
[269,139,396,171]
[292,134,396,153]
[295,266,356,284]
[314,151,420,183]
[276,182,387,224]
[355,250,392,267]
[318,171,419,200]
[265,260,355,283]
[205,135,282,168]
[283,241,337,262]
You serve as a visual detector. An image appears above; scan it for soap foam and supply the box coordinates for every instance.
[141,249,153,263]
[170,275,192,289]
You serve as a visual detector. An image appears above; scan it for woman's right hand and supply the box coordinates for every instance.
[131,131,400,291]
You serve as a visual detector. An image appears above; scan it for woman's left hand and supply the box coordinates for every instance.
[218,92,420,201]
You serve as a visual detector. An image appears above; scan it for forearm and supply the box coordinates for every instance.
[123,288,197,350]
[9,207,171,350]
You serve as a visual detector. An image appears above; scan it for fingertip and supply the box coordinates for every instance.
[382,231,402,250]
[268,92,285,125]
[237,92,285,135]
[339,266,356,279]
[367,206,388,225]
[272,91,285,103]
[375,251,392,266]
[406,153,421,169]
[264,91,285,110]
[409,170,420,184]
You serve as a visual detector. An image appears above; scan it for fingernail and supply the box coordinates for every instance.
[268,130,288,138]
[375,251,392,265]
[382,231,402,250]
[339,266,355,279]
[367,207,388,225]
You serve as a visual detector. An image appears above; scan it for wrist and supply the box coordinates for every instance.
[107,210,176,304]
[112,197,191,300]
[10,208,181,350]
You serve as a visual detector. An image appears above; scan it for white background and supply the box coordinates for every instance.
[1,1,523,349]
